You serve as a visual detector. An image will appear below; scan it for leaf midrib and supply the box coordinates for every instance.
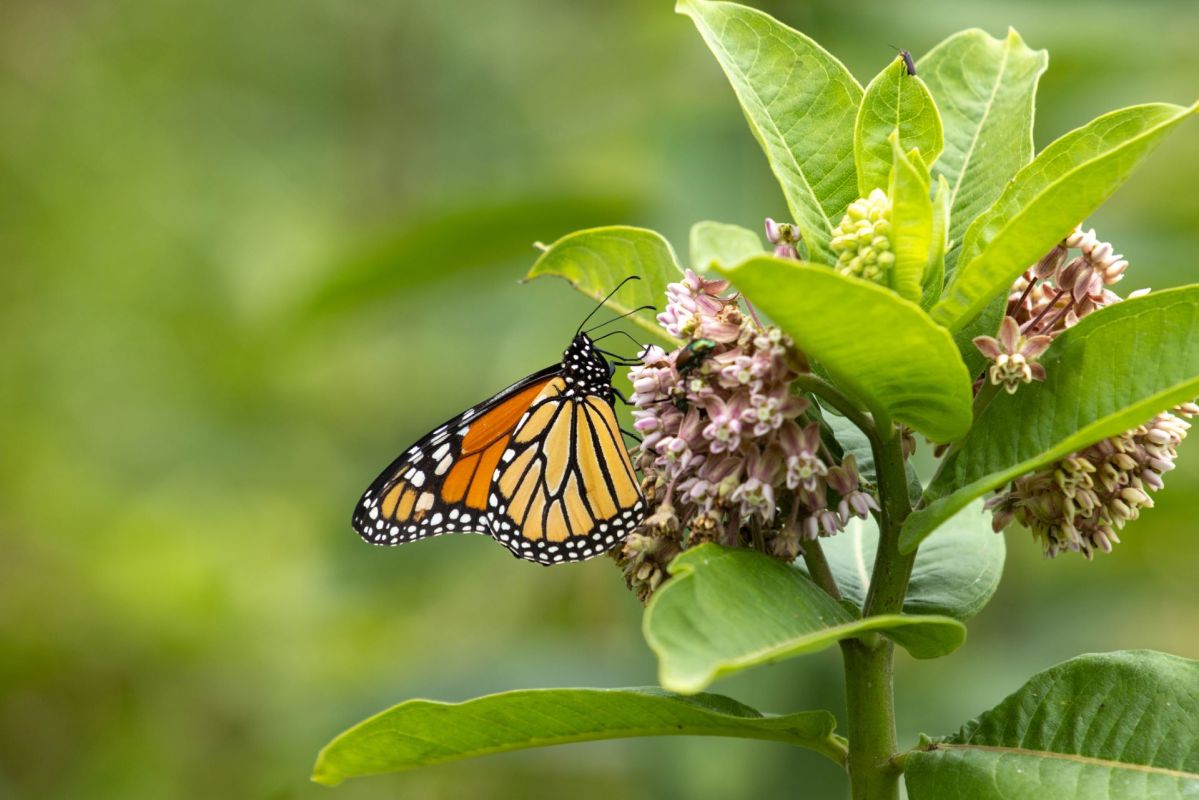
[710,17,831,234]
[926,743,1199,781]
[662,608,961,690]
[947,37,1012,215]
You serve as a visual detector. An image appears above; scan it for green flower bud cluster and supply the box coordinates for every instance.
[830,188,894,283]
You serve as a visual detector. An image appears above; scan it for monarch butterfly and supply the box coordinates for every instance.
[351,280,649,566]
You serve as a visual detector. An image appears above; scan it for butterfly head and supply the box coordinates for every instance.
[561,333,615,402]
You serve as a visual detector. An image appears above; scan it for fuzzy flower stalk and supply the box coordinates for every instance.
[615,267,878,600]
[981,224,1193,557]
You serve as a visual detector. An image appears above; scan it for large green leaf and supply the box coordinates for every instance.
[811,501,1003,621]
[903,287,1199,551]
[644,544,965,694]
[677,0,862,264]
[933,102,1198,333]
[524,226,683,344]
[716,256,973,442]
[313,687,846,785]
[905,651,1199,799]
[689,220,764,271]
[855,56,943,196]
[887,136,934,304]
[918,29,1047,275]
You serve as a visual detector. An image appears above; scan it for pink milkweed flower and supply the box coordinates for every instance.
[826,454,880,523]
[742,388,806,437]
[731,446,781,521]
[973,316,1053,394]
[780,421,827,492]
[702,394,748,453]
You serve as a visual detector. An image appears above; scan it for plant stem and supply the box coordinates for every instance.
[801,538,841,600]
[862,424,916,618]
[793,372,877,442]
[840,422,916,800]
[841,639,901,799]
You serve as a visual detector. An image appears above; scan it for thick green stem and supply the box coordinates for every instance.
[862,425,917,618]
[840,424,917,800]
[796,372,919,798]
[841,639,901,799]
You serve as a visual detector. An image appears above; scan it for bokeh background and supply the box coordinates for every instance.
[3,1,1197,797]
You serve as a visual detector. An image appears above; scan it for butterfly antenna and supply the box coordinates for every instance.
[591,329,646,353]
[575,276,641,336]
[596,349,642,366]
[585,304,656,336]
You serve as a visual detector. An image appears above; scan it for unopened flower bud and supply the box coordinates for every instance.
[831,189,893,285]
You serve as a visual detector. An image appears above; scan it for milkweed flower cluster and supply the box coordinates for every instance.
[974,226,1135,394]
[982,226,1194,557]
[614,269,878,600]
[987,404,1196,558]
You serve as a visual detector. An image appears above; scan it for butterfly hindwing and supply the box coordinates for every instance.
[488,385,644,564]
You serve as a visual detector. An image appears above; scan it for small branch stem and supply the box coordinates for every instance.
[793,372,877,444]
[1020,288,1066,334]
[801,537,842,600]
[1040,294,1076,333]
[1011,271,1037,312]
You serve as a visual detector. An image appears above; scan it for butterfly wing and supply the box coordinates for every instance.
[488,380,645,565]
[352,365,561,546]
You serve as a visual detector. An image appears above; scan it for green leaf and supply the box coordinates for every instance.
[887,136,934,303]
[689,220,765,271]
[920,175,950,309]
[811,501,1004,621]
[524,226,684,344]
[903,287,1199,551]
[904,651,1199,799]
[918,29,1047,275]
[644,544,965,694]
[313,687,846,786]
[933,102,1199,333]
[716,256,973,442]
[677,0,862,264]
[855,56,944,196]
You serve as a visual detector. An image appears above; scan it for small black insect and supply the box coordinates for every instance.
[899,49,917,76]
[668,338,718,412]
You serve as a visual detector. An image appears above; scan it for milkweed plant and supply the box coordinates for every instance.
[315,2,1199,798]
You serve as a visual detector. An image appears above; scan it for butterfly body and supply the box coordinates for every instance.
[352,332,645,565]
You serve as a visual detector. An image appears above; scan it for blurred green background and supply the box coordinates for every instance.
[2,1,1197,797]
